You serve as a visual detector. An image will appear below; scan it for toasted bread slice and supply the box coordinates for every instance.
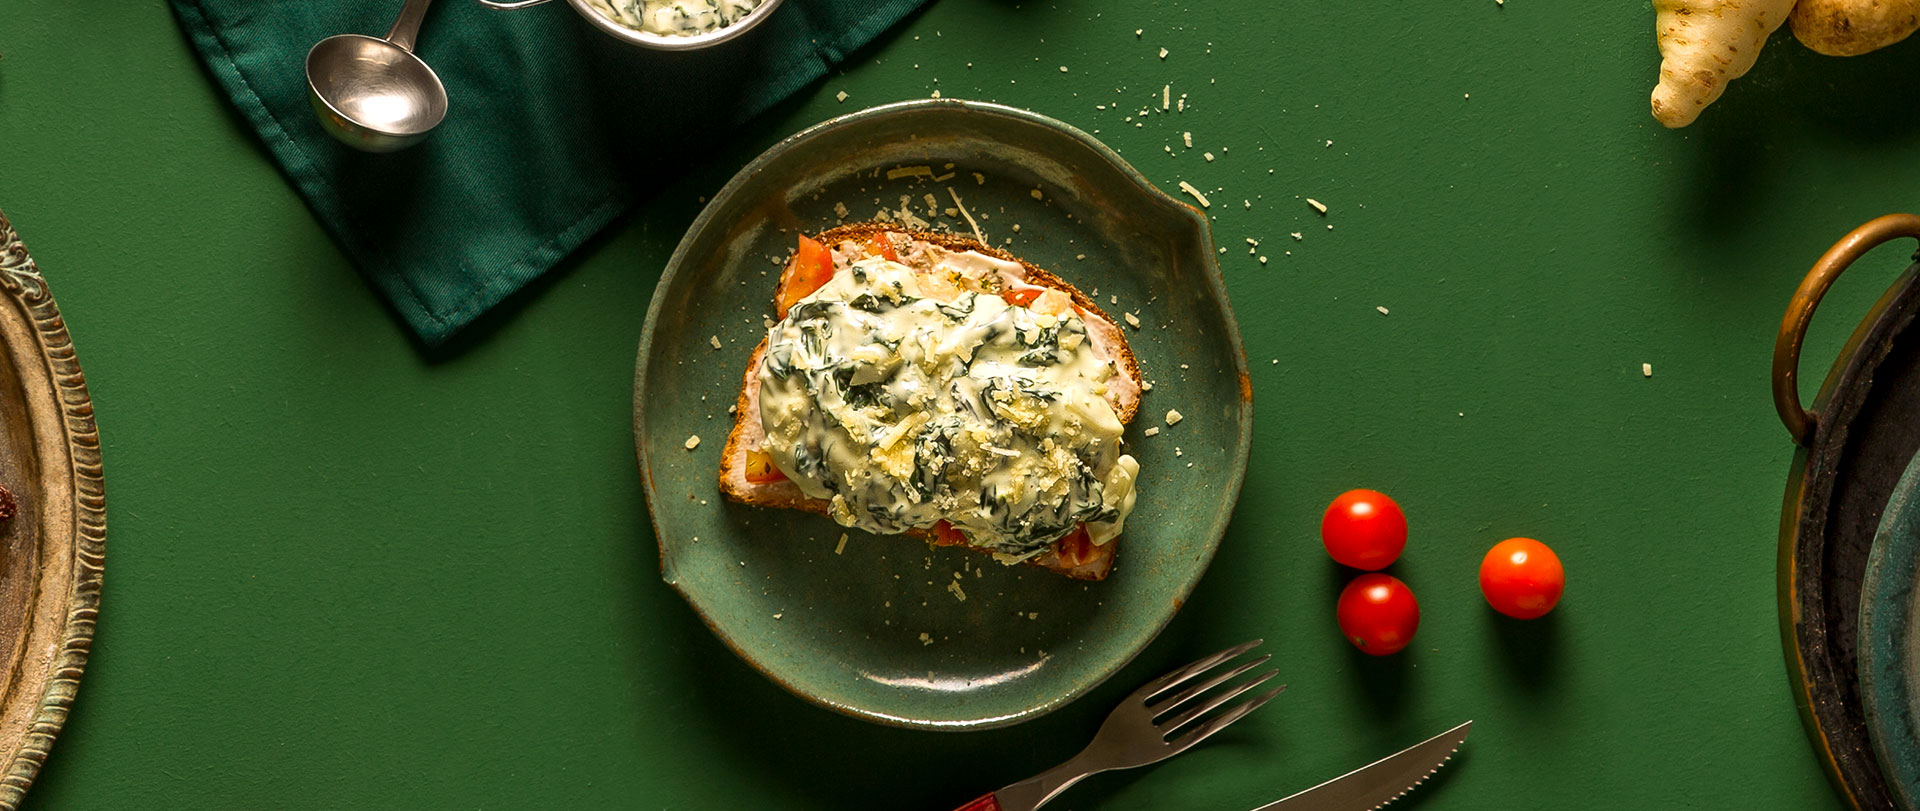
[718,224,1143,581]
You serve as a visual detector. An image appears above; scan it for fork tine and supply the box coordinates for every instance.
[1135,639,1263,701]
[1148,653,1271,715]
[1167,684,1287,754]
[1158,669,1280,734]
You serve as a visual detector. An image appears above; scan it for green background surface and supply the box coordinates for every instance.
[3,0,1916,808]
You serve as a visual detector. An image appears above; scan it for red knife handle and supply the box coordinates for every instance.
[952,793,1003,811]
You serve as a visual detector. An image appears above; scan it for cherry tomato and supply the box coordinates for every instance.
[1320,489,1407,570]
[867,234,900,263]
[1336,574,1420,656]
[1479,538,1565,619]
[774,235,834,318]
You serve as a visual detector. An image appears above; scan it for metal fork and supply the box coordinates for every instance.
[952,639,1284,811]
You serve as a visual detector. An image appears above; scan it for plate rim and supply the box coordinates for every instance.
[0,208,105,808]
[633,98,1252,729]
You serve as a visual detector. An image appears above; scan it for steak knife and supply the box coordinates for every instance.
[1249,721,1472,811]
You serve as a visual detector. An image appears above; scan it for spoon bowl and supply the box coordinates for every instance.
[306,33,447,153]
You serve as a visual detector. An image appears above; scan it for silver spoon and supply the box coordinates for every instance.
[304,0,447,152]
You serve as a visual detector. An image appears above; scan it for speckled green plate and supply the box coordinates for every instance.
[633,99,1251,730]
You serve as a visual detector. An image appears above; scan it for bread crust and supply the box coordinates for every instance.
[716,224,1142,581]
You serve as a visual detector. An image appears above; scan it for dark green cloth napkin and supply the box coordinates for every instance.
[170,0,927,345]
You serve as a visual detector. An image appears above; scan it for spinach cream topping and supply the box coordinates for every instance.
[758,255,1140,559]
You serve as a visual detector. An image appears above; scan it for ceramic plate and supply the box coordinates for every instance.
[1862,447,1920,810]
[633,99,1250,729]
[0,209,105,807]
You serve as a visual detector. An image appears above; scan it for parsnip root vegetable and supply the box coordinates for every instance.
[1651,0,1796,128]
[1790,0,1920,56]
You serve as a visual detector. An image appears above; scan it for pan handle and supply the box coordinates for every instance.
[1774,213,1920,446]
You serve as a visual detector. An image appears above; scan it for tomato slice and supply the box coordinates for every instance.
[932,520,968,547]
[743,450,787,483]
[1051,525,1097,568]
[774,235,834,319]
[1002,287,1044,307]
[867,234,900,263]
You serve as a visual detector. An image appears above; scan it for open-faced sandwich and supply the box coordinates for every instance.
[718,224,1144,580]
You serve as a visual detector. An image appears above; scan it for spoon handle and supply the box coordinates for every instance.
[384,0,435,52]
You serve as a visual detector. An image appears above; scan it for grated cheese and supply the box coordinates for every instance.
[1165,409,1184,426]
[684,435,701,450]
[947,187,987,243]
[1178,181,1210,208]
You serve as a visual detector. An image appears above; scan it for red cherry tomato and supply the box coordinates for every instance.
[1320,489,1407,570]
[1336,574,1420,656]
[1479,538,1565,619]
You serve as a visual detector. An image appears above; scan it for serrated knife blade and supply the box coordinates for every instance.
[1248,721,1471,811]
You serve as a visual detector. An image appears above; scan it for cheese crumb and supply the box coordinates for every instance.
[1144,427,1160,437]
[1165,409,1184,426]
[1259,256,1269,264]
[833,201,849,219]
[1204,152,1215,162]
[919,632,933,646]
[773,612,783,619]
[684,435,701,450]
[1162,85,1171,110]
[835,90,848,102]
[835,533,848,555]
[1376,306,1390,316]
[1136,28,1143,36]
[1159,47,1169,59]
[1291,232,1304,241]
[1182,131,1193,148]
[1060,66,1069,73]
[709,335,722,350]
[1124,312,1142,328]
[947,580,968,601]
[1029,188,1044,200]
[1307,198,1329,215]
[1642,363,1653,377]
[1178,181,1210,208]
